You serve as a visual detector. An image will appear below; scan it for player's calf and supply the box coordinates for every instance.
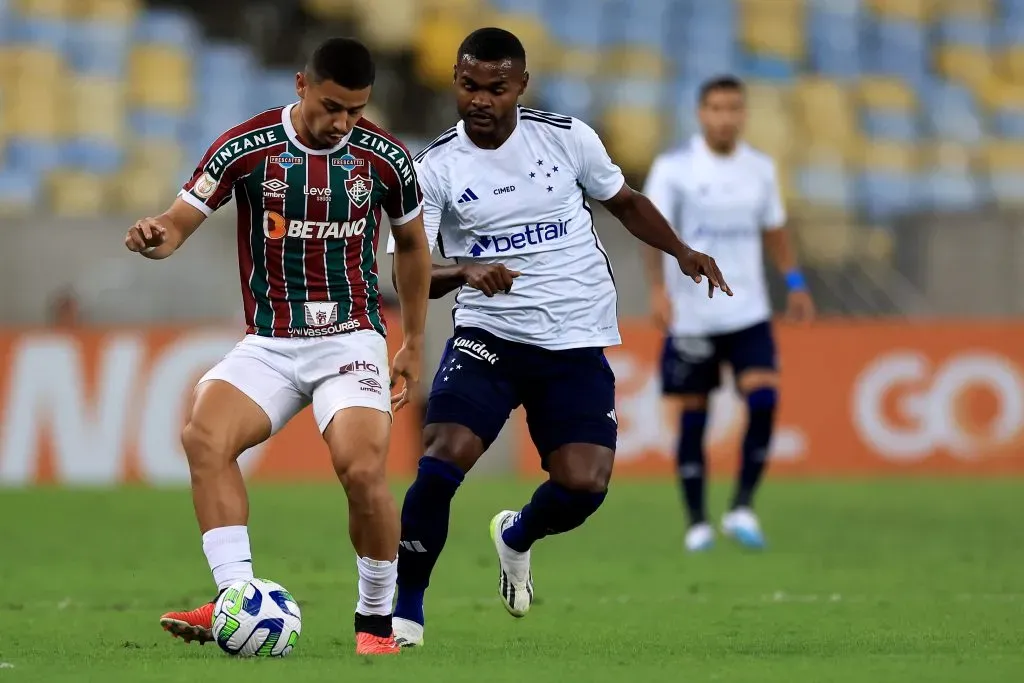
[733,372,778,512]
[324,407,401,648]
[393,424,481,633]
[501,444,612,553]
[673,394,711,534]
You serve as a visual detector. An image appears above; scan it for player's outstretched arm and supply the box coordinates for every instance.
[124,198,207,260]
[601,185,733,298]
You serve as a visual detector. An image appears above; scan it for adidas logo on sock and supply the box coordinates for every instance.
[456,188,479,204]
[400,540,427,553]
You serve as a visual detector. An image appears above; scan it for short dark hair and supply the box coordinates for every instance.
[306,37,375,89]
[699,75,744,104]
[457,27,526,64]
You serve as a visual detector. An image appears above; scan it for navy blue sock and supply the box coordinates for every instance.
[501,481,607,553]
[677,409,709,525]
[733,388,776,509]
[394,456,464,625]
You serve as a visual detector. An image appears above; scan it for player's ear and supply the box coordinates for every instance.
[452,64,457,84]
[295,71,307,99]
[520,71,529,96]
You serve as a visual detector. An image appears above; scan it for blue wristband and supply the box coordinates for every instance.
[785,270,807,292]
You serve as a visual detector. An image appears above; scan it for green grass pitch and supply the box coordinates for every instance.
[1,479,1022,682]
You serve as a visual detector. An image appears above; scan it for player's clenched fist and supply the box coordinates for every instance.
[125,217,168,254]
[462,263,522,297]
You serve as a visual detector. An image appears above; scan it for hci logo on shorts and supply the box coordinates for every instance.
[339,360,379,376]
[454,337,499,364]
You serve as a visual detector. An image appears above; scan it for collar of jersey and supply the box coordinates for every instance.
[456,106,522,152]
[282,102,352,155]
[693,133,745,162]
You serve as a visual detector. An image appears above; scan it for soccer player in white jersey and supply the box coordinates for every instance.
[385,28,731,647]
[642,75,816,553]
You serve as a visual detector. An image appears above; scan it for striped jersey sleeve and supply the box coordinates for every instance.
[179,108,284,217]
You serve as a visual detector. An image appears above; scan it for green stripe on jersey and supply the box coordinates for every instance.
[282,143,309,329]
[361,216,384,335]
[241,167,274,332]
[326,151,354,323]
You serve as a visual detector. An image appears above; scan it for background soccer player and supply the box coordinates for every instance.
[123,38,432,655]
[642,75,816,553]
[387,28,731,648]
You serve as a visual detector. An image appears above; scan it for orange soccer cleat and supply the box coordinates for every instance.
[159,601,216,644]
[355,631,401,655]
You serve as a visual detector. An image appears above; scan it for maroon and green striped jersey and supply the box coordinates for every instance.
[179,103,422,338]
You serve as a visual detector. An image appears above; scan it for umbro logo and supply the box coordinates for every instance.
[359,377,382,394]
[261,178,288,199]
[457,187,479,204]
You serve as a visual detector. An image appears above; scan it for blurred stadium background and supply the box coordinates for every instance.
[2,1,1023,679]
[0,0,1022,477]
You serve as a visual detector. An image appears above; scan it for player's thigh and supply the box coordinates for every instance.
[423,328,520,468]
[186,339,308,462]
[661,334,721,398]
[520,347,617,476]
[726,321,780,394]
[304,330,393,435]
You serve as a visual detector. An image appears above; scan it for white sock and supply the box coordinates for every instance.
[202,526,254,591]
[355,556,397,616]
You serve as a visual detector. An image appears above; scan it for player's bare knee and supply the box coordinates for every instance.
[736,370,778,395]
[180,420,235,474]
[424,424,484,472]
[679,394,710,412]
[548,447,614,493]
[336,456,387,498]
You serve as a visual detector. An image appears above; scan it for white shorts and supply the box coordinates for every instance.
[198,330,391,434]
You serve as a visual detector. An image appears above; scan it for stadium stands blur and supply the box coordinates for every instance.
[1,0,1022,314]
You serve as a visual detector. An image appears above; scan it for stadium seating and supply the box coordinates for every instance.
[0,0,1019,242]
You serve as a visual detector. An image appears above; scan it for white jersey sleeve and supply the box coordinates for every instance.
[386,158,443,255]
[642,154,681,228]
[572,120,626,201]
[762,159,786,230]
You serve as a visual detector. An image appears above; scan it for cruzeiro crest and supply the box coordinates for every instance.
[344,175,373,208]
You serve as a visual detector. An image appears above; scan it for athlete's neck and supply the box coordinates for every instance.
[703,135,737,157]
[465,115,518,150]
[290,103,330,150]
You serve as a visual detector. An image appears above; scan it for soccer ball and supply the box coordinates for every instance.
[212,578,302,657]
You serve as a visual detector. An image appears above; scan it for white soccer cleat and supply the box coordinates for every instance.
[685,522,715,552]
[392,617,424,649]
[721,507,766,549]
[489,510,534,618]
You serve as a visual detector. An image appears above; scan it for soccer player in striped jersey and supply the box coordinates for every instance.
[384,28,731,647]
[123,38,432,655]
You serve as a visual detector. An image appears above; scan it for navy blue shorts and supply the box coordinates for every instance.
[424,327,617,463]
[660,321,778,395]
